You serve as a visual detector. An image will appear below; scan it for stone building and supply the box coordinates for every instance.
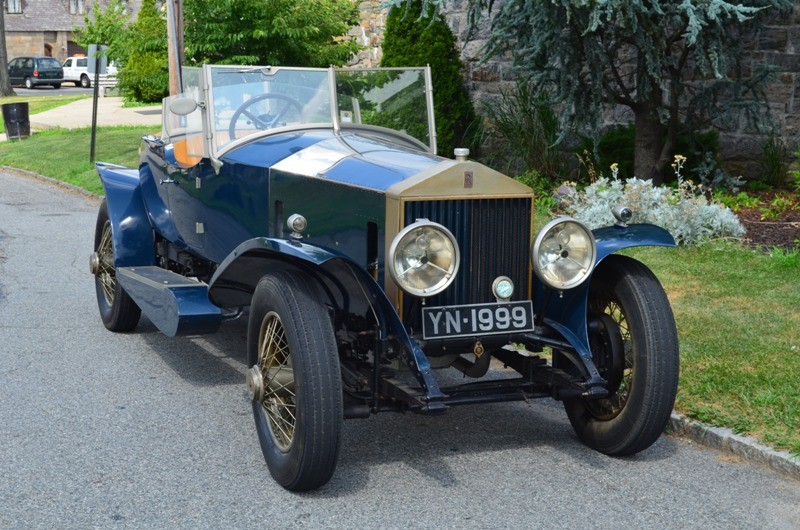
[354,2,800,177]
[4,0,140,63]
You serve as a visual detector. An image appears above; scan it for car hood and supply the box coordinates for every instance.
[220,129,444,193]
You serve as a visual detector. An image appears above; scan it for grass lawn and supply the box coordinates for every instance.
[0,94,90,115]
[1,127,797,455]
[630,244,800,455]
[0,126,157,195]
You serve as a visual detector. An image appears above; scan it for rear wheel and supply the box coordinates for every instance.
[246,271,342,491]
[52,83,61,89]
[564,255,679,455]
[91,199,141,331]
[80,75,90,88]
[24,77,34,89]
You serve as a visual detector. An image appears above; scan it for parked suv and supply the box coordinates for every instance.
[7,56,63,89]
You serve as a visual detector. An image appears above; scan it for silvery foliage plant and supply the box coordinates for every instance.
[562,167,745,246]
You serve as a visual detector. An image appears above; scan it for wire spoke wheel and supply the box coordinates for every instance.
[564,255,679,456]
[92,199,140,332]
[96,220,117,305]
[584,300,633,420]
[247,271,342,491]
[257,311,296,453]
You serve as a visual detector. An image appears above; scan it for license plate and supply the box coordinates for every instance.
[422,301,534,340]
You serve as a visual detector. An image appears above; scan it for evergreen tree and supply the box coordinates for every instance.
[118,0,169,103]
[439,0,794,183]
[381,0,479,158]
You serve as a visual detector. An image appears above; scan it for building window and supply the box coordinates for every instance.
[69,0,85,15]
[7,0,23,14]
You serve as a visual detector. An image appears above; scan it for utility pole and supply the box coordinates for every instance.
[166,0,185,96]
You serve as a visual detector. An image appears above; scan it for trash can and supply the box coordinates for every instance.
[1,102,31,140]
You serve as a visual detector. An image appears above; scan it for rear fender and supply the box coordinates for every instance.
[534,224,675,382]
[208,238,445,408]
[96,162,156,267]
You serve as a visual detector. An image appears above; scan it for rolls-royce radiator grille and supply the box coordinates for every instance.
[404,198,532,308]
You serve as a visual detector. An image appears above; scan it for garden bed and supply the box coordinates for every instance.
[733,190,800,249]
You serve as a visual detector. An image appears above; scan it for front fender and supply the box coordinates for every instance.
[96,162,156,267]
[534,223,675,363]
[207,237,446,407]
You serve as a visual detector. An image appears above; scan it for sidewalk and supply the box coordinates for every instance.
[28,96,162,129]
[1,96,161,141]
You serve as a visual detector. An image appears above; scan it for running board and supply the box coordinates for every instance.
[116,266,223,336]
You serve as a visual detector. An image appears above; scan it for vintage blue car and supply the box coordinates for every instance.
[91,65,679,491]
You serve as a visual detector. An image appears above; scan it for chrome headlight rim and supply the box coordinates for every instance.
[388,219,460,298]
[532,216,597,290]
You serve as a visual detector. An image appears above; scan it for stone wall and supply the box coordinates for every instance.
[6,31,73,62]
[352,2,800,178]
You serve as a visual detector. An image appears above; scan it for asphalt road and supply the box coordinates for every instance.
[11,85,94,97]
[1,169,799,529]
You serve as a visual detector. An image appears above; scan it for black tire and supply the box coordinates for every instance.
[52,83,61,89]
[80,75,90,88]
[93,199,141,331]
[24,77,34,89]
[564,255,679,456]
[246,271,342,491]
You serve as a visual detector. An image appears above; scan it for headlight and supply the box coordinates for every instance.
[388,219,460,297]
[532,217,596,290]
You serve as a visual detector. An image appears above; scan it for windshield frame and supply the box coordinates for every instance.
[165,64,436,164]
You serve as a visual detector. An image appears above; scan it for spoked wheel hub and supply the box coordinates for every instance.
[252,311,296,453]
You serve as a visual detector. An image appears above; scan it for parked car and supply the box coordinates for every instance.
[90,65,680,491]
[62,55,118,88]
[7,56,63,89]
[62,55,91,88]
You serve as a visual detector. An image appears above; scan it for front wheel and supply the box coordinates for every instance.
[246,271,342,491]
[91,199,141,331]
[52,83,61,89]
[564,255,679,455]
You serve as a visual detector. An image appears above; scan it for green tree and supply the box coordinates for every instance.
[118,0,169,103]
[184,0,360,67]
[72,0,132,65]
[446,0,794,184]
[381,0,479,158]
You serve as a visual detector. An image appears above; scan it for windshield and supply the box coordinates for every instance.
[180,65,435,159]
[208,67,331,151]
[335,68,432,149]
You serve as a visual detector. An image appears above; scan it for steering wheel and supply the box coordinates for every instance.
[228,93,305,140]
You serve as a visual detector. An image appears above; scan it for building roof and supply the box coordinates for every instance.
[5,0,141,33]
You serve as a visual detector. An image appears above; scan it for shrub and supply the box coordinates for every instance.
[381,1,480,158]
[481,79,564,179]
[758,135,791,188]
[787,147,800,193]
[118,1,168,104]
[119,53,169,103]
[562,177,745,246]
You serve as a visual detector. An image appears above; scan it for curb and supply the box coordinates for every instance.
[1,166,102,202]
[669,412,800,481]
